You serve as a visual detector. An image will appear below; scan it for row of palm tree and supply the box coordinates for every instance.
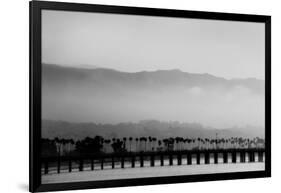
[42,136,265,156]
[51,138,75,156]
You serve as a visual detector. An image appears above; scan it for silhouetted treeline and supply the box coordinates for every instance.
[41,136,265,157]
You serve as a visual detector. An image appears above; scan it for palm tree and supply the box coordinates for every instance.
[230,137,234,148]
[175,137,180,150]
[237,137,241,148]
[135,138,139,152]
[197,137,201,149]
[123,137,127,150]
[144,137,147,152]
[100,137,105,152]
[65,139,71,154]
[61,138,68,154]
[210,138,213,149]
[69,139,74,154]
[148,136,152,151]
[129,137,133,152]
[204,138,209,149]
[158,140,162,151]
[182,139,186,150]
[111,138,116,152]
[179,137,184,150]
[216,138,219,149]
[191,139,195,149]
[152,137,157,151]
[54,137,62,156]
[215,133,218,149]
[169,137,175,151]
[201,138,205,150]
[162,139,168,151]
[139,137,143,151]
[140,137,146,151]
[226,138,229,149]
[217,139,222,149]
[186,138,191,150]
[178,137,182,150]
[104,139,111,153]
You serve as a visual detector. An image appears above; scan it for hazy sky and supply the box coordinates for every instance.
[42,10,265,79]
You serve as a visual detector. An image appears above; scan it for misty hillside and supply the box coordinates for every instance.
[42,64,264,94]
[42,119,264,140]
[42,63,265,130]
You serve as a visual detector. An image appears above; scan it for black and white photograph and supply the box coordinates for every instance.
[0,0,278,192]
[39,7,267,185]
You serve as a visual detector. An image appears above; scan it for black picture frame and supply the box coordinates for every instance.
[30,1,271,192]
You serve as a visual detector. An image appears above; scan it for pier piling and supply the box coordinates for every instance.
[57,157,61,173]
[68,159,72,172]
[160,154,164,166]
[121,156,125,168]
[111,156,114,169]
[187,153,192,165]
[258,152,263,162]
[240,152,246,163]
[214,152,218,164]
[223,152,228,163]
[169,154,173,165]
[101,158,104,169]
[131,156,135,168]
[79,159,83,171]
[232,152,237,163]
[177,154,182,165]
[44,161,48,174]
[151,155,155,167]
[91,159,94,170]
[196,153,200,164]
[42,148,265,174]
[205,152,210,164]
[140,155,144,167]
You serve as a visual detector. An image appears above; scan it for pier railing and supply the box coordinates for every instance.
[41,148,265,175]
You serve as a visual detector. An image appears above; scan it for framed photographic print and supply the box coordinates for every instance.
[30,1,271,192]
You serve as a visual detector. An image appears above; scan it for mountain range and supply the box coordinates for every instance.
[42,63,265,135]
[42,63,264,94]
